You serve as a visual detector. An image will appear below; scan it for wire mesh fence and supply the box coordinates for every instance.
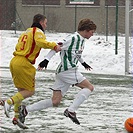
[0,0,128,35]
[0,0,16,30]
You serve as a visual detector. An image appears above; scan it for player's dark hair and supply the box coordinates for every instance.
[78,18,96,31]
[33,14,46,23]
[31,14,46,31]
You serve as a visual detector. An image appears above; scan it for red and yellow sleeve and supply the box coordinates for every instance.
[35,30,57,50]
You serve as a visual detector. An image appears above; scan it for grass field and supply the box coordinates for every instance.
[0,67,132,133]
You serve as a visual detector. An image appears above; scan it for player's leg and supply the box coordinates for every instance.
[64,80,93,125]
[12,102,24,125]
[22,74,70,113]
[64,69,94,125]
[18,73,70,124]
[3,56,35,118]
[26,99,53,112]
[51,75,70,107]
[53,69,82,124]
[12,89,34,124]
[23,90,62,113]
[14,102,21,119]
[17,90,62,129]
[68,79,94,112]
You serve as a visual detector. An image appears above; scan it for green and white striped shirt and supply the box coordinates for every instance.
[56,32,85,73]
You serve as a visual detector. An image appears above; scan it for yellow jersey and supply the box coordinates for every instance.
[13,27,57,64]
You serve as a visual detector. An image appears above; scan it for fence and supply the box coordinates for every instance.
[0,0,133,74]
[0,0,127,35]
[0,0,15,30]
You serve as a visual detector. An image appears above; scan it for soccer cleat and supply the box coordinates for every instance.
[3,101,11,118]
[0,100,5,106]
[64,109,80,125]
[18,105,28,123]
[12,117,28,129]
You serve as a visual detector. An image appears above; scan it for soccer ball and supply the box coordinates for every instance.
[124,117,133,133]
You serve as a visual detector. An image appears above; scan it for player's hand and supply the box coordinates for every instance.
[57,42,63,46]
[37,59,49,71]
[81,62,92,71]
[54,45,61,52]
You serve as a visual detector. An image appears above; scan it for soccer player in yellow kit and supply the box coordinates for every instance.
[0,14,61,128]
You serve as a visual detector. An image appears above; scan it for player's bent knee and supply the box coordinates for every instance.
[89,85,94,92]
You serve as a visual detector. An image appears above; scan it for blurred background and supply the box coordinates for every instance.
[0,0,132,35]
[0,0,133,74]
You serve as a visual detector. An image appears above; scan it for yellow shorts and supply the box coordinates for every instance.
[10,56,36,91]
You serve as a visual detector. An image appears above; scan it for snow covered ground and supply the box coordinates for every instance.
[0,30,132,132]
[0,30,131,75]
[0,68,132,133]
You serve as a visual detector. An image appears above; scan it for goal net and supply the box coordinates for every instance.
[125,0,133,74]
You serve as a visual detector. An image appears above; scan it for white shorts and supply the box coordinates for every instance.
[52,68,86,96]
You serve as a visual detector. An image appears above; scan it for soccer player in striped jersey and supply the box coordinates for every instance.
[0,14,61,128]
[19,18,96,125]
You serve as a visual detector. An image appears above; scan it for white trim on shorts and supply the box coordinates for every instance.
[52,68,86,96]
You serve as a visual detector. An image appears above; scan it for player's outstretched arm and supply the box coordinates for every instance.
[38,50,56,70]
[38,42,63,71]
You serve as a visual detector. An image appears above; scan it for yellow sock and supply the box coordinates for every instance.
[7,92,24,105]
[14,103,21,118]
[7,98,13,105]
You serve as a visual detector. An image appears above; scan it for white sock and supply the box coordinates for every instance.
[26,99,53,112]
[68,88,91,112]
